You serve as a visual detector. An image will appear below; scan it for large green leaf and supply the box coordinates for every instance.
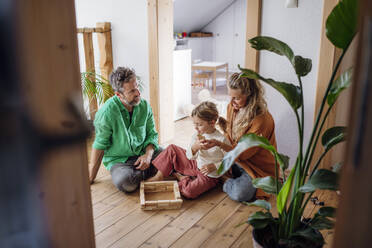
[217,133,277,175]
[277,162,296,214]
[322,126,347,151]
[252,176,281,195]
[238,66,302,110]
[310,216,335,230]
[247,211,275,229]
[289,227,325,246]
[276,153,290,171]
[326,0,358,50]
[299,169,339,193]
[327,68,353,106]
[294,55,312,77]
[317,207,336,218]
[249,36,294,62]
[248,37,312,77]
[245,200,272,211]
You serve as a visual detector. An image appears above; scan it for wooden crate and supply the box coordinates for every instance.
[140,181,183,210]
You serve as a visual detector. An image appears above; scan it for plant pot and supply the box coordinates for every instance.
[252,225,323,248]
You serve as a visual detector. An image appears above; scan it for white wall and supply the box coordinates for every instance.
[202,0,247,72]
[74,0,150,100]
[174,0,235,33]
[187,37,214,62]
[260,0,323,166]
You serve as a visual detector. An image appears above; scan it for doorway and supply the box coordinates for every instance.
[148,0,261,142]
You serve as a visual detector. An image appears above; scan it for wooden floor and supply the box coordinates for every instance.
[89,117,338,248]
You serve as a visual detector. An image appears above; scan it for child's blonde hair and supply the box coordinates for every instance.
[191,101,227,133]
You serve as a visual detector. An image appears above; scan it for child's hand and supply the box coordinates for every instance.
[200,163,217,176]
[191,138,202,153]
[200,139,220,150]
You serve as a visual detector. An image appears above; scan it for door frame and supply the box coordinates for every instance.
[148,0,262,142]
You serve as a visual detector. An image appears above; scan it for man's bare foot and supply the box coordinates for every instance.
[146,171,164,182]
[173,172,189,181]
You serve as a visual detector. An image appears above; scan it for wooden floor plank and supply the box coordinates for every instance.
[95,208,158,248]
[230,226,253,248]
[138,188,226,248]
[202,202,268,248]
[94,192,139,235]
[110,200,195,248]
[170,196,241,248]
[93,191,127,219]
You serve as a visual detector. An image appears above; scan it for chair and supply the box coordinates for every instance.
[192,70,212,88]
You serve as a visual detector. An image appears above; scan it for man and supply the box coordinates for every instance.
[89,67,161,193]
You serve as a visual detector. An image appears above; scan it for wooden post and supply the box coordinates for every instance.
[15,0,95,247]
[96,22,113,82]
[244,0,262,71]
[333,0,372,246]
[83,32,98,119]
[312,0,340,170]
[148,0,174,143]
[147,0,160,134]
[157,0,174,144]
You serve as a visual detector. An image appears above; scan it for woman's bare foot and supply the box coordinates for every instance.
[173,172,190,181]
[146,170,164,182]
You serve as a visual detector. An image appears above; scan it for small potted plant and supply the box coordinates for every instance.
[81,71,144,119]
[217,0,357,247]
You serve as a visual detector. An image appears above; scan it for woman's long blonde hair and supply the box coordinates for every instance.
[229,73,267,132]
[191,101,227,133]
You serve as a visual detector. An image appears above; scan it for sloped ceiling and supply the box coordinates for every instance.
[173,0,235,33]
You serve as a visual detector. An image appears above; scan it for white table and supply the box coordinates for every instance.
[192,61,229,93]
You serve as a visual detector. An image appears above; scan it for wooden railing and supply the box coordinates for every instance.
[77,22,113,119]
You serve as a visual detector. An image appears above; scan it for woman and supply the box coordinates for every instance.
[218,73,277,202]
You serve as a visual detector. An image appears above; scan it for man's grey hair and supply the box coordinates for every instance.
[109,67,136,92]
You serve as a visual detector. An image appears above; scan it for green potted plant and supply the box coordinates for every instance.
[217,0,357,247]
[81,71,144,118]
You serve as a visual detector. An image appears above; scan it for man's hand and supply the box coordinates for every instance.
[89,148,104,185]
[200,163,217,176]
[89,169,96,184]
[134,153,152,170]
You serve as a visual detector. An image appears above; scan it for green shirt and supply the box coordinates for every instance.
[93,96,159,170]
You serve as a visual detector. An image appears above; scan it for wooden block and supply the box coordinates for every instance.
[140,181,183,210]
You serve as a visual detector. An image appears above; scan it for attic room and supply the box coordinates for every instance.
[2,0,372,248]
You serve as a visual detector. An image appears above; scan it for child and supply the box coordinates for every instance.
[147,101,231,199]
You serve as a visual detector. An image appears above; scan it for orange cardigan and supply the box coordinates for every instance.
[226,103,278,199]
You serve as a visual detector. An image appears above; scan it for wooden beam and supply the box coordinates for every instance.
[77,27,106,33]
[157,0,174,143]
[147,0,160,135]
[83,32,98,120]
[312,0,340,170]
[244,0,262,72]
[96,22,113,81]
[333,0,372,246]
[15,0,95,247]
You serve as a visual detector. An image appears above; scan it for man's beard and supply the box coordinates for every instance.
[123,96,140,106]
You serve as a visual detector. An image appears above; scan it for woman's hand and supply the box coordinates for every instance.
[200,163,217,176]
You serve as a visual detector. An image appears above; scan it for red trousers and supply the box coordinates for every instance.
[152,144,219,199]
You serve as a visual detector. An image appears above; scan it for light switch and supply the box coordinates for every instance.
[285,0,298,8]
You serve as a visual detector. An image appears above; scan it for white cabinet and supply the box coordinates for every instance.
[232,0,246,71]
[173,49,191,120]
[203,0,246,72]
